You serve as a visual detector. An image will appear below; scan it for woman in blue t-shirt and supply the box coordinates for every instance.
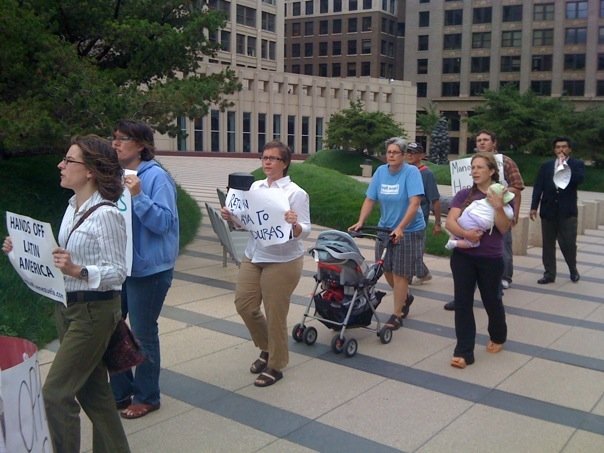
[350,137,425,331]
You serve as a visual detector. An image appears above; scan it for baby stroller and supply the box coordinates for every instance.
[292,228,393,357]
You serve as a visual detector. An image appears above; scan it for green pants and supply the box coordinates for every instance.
[43,296,130,453]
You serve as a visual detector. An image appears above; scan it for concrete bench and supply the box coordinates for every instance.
[204,202,248,267]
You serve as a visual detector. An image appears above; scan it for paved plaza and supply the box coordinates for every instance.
[39,155,604,452]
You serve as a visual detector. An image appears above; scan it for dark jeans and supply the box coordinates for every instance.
[541,216,578,279]
[450,251,507,363]
[111,269,173,406]
[502,229,513,283]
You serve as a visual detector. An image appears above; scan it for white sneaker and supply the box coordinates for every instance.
[501,280,510,289]
[412,274,432,286]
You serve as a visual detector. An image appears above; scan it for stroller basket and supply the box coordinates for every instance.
[314,288,385,330]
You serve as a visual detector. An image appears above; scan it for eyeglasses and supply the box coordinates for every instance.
[61,157,86,166]
[260,156,283,162]
[108,135,135,142]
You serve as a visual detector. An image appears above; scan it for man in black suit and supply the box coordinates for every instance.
[530,137,585,284]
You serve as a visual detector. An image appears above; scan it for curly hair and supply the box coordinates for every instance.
[263,140,293,175]
[113,120,156,161]
[460,152,500,211]
[72,135,124,202]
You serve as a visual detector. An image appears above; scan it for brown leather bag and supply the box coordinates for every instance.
[103,320,145,375]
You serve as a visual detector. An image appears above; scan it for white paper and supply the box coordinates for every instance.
[449,154,504,195]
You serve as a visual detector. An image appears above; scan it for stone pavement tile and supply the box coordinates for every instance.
[419,405,574,453]
[500,288,545,309]
[164,282,212,306]
[496,358,604,412]
[525,294,601,319]
[257,439,318,453]
[564,431,604,453]
[593,396,604,417]
[158,316,188,335]
[505,315,572,348]
[126,407,276,452]
[237,359,385,420]
[179,295,240,319]
[548,327,604,360]
[316,379,472,451]
[588,304,604,323]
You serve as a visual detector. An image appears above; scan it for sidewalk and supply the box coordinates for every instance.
[40,156,604,452]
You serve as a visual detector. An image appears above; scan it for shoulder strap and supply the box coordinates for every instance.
[65,202,115,247]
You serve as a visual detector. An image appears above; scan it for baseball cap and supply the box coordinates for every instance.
[407,142,424,153]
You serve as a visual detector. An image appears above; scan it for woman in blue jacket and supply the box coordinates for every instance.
[110,120,179,419]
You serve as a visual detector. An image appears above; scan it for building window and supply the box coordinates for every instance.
[292,43,300,57]
[194,117,203,151]
[305,0,313,14]
[417,59,428,74]
[305,42,313,57]
[333,19,342,33]
[532,54,552,71]
[417,82,427,97]
[211,110,220,152]
[419,11,430,27]
[442,82,460,96]
[319,63,328,76]
[333,41,341,55]
[566,1,588,19]
[220,30,231,52]
[363,0,372,9]
[600,27,604,44]
[597,80,604,96]
[348,18,358,33]
[565,28,587,45]
[470,81,489,96]
[362,16,372,31]
[304,21,313,36]
[291,64,300,73]
[262,12,275,32]
[500,80,519,90]
[319,42,328,56]
[320,0,328,13]
[316,117,324,151]
[301,116,309,154]
[236,33,245,54]
[530,80,552,96]
[348,39,357,55]
[533,3,554,21]
[287,115,295,151]
[601,0,604,16]
[349,0,358,11]
[442,111,460,131]
[332,62,341,76]
[562,80,585,96]
[501,56,521,72]
[292,2,301,16]
[361,61,371,76]
[564,54,586,70]
[361,39,371,54]
[472,32,491,49]
[242,112,251,152]
[443,33,462,50]
[533,29,553,46]
[236,5,256,27]
[319,20,328,34]
[269,41,276,60]
[304,64,313,75]
[502,31,521,47]
[444,9,463,26]
[177,116,186,151]
[418,35,429,51]
[442,57,461,74]
[473,7,492,24]
[273,114,281,141]
[599,53,604,70]
[227,111,236,152]
[347,62,356,76]
[334,0,342,12]
[257,114,266,152]
[502,5,522,22]
[292,22,301,36]
[247,36,256,57]
[471,56,490,73]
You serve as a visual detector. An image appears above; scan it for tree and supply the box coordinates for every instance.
[416,102,440,156]
[430,117,450,164]
[0,0,241,153]
[324,100,406,155]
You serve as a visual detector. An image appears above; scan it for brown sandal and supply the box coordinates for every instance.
[385,314,402,331]
[254,368,283,387]
[120,403,160,419]
[250,351,269,374]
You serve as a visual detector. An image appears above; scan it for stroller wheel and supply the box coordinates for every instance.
[344,338,358,357]
[379,327,393,344]
[331,335,345,354]
[292,323,305,342]
[303,326,318,345]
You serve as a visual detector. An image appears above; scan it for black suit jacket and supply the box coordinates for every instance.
[531,157,585,220]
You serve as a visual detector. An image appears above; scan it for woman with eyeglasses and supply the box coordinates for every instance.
[3,135,130,452]
[349,137,425,331]
[220,141,310,387]
[109,120,179,419]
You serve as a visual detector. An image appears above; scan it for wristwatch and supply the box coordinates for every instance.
[79,267,89,281]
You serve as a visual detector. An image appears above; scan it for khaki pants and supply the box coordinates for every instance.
[235,256,303,371]
[43,297,130,453]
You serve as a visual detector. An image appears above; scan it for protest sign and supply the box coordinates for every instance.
[5,212,66,305]
[225,188,291,245]
[0,336,51,453]
[449,154,504,195]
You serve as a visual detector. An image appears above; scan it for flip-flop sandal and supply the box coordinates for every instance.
[402,294,415,319]
[120,403,160,419]
[384,314,402,331]
[250,351,269,374]
[254,368,283,387]
[486,341,503,353]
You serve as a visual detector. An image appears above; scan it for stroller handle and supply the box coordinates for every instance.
[348,226,392,241]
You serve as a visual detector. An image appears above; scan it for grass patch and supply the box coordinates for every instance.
[0,155,201,347]
[306,149,383,176]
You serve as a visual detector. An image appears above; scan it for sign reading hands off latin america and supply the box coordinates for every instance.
[5,212,66,305]
[225,188,291,245]
[449,154,505,195]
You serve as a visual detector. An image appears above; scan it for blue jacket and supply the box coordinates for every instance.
[131,160,179,277]
[531,157,585,220]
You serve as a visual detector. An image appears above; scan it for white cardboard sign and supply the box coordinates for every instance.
[449,154,504,195]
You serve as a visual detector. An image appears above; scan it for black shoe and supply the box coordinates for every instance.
[537,276,555,284]
[570,273,580,282]
[402,294,414,319]
[444,300,455,311]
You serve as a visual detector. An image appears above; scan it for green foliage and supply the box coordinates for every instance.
[324,100,406,155]
[416,102,440,155]
[0,155,201,346]
[0,0,240,152]
[305,149,383,176]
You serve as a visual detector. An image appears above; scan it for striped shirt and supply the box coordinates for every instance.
[58,191,127,292]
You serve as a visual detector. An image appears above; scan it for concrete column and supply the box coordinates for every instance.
[577,204,585,235]
[529,216,542,248]
[512,216,529,255]
[582,201,598,230]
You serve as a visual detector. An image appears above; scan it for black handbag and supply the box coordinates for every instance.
[103,320,145,375]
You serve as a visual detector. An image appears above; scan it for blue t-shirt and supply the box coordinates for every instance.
[366,164,425,232]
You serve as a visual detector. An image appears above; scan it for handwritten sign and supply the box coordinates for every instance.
[0,336,52,453]
[5,212,66,305]
[450,154,504,195]
[225,188,291,245]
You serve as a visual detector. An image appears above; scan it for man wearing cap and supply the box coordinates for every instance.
[406,142,441,284]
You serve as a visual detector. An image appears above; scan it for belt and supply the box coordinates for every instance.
[66,291,120,304]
